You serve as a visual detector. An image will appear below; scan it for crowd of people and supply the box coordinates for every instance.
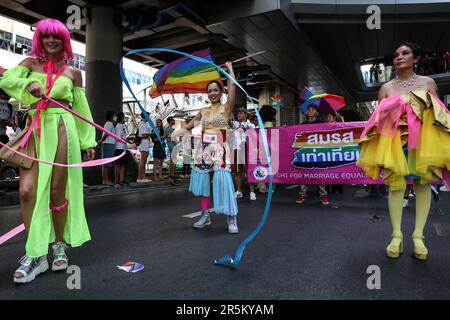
[367,49,450,84]
[0,17,449,286]
[97,112,186,186]
[417,50,450,75]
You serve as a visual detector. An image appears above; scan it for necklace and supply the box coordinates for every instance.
[395,73,417,87]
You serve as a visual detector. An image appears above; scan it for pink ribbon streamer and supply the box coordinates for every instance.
[1,95,128,167]
[0,139,126,167]
[45,96,126,144]
[0,91,130,245]
[20,62,68,148]
[0,223,25,246]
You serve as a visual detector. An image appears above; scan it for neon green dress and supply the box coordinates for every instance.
[0,65,96,258]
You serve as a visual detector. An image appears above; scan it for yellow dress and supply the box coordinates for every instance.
[357,90,450,190]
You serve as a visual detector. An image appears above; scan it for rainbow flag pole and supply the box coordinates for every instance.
[190,51,266,76]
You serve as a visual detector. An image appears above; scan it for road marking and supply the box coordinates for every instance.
[182,208,216,218]
[433,222,450,236]
[183,211,202,219]
[285,185,299,190]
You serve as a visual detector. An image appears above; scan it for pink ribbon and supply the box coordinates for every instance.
[20,62,68,148]
[45,96,126,144]
[0,139,126,167]
[0,223,25,246]
[20,100,46,148]
[0,71,131,245]
[0,95,128,167]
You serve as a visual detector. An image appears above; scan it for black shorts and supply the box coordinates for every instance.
[231,149,247,174]
[153,149,166,160]
[114,149,127,164]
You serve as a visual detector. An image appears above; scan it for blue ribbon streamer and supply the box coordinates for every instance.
[120,48,273,267]
[120,54,162,142]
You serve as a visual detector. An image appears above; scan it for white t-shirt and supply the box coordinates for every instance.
[0,102,15,136]
[102,121,116,145]
[138,121,151,152]
[114,123,127,150]
[232,120,255,150]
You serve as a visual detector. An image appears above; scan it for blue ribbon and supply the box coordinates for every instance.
[120,48,273,267]
[120,54,162,142]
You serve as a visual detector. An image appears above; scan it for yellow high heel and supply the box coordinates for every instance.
[412,236,428,261]
[386,235,403,258]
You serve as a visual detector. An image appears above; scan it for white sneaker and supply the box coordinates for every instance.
[403,199,409,208]
[227,216,238,234]
[193,211,211,228]
[137,179,152,183]
[51,242,69,271]
[235,191,243,198]
[250,192,256,201]
[14,255,49,283]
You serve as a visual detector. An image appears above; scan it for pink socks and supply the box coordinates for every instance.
[201,197,211,211]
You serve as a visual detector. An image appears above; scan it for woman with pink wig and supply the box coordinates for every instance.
[0,18,96,283]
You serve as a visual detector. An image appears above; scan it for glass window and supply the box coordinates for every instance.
[15,35,32,54]
[123,70,153,84]
[360,62,392,87]
[0,30,13,51]
[69,54,86,71]
[0,30,12,40]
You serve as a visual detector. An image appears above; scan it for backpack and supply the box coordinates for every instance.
[135,125,141,146]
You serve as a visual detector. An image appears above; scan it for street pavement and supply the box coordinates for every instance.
[0,184,449,299]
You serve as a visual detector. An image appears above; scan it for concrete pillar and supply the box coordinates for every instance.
[84,6,124,186]
[85,5,123,126]
[258,87,271,106]
[279,85,300,126]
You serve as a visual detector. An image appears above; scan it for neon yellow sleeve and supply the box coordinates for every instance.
[72,87,97,150]
[0,65,40,105]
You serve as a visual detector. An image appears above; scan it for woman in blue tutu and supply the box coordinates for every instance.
[182,62,238,233]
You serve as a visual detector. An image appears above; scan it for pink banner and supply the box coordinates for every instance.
[246,121,381,184]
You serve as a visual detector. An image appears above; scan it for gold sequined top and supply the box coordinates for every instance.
[201,103,230,131]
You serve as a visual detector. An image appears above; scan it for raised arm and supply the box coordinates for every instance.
[223,61,236,118]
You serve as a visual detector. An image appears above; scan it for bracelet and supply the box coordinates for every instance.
[49,199,69,213]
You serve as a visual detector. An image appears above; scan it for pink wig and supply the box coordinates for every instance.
[30,18,74,61]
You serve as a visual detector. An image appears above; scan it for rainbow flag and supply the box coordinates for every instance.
[149,48,222,98]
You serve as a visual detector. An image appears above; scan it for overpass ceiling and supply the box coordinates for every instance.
[206,10,343,93]
[2,0,449,105]
[0,0,277,90]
